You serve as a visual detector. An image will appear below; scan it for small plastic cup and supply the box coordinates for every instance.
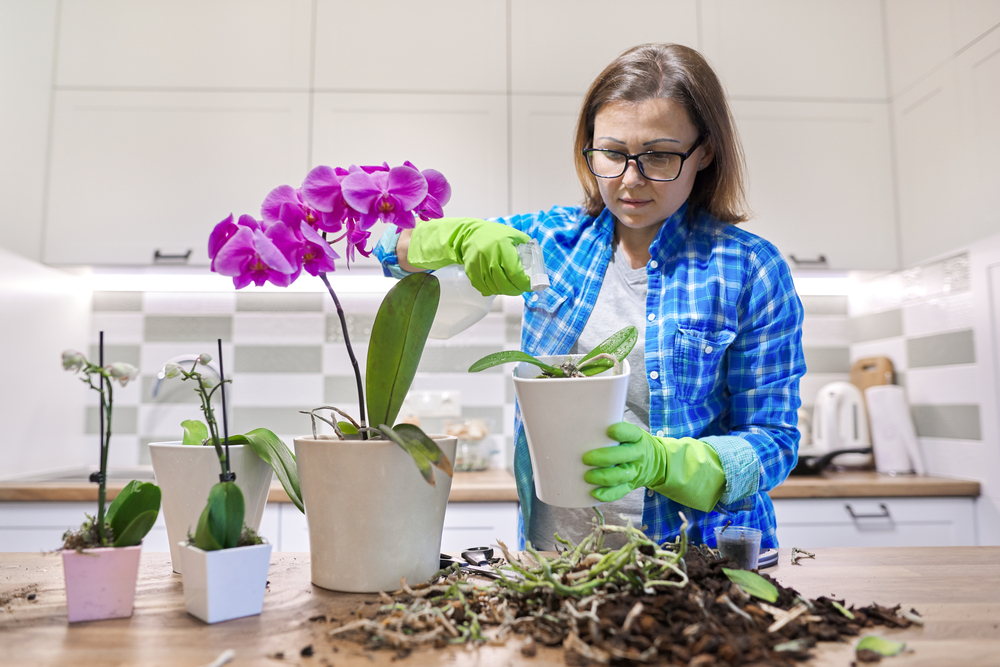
[714,526,762,570]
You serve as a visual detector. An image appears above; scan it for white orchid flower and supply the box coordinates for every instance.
[161,362,183,379]
[61,350,86,372]
[105,362,140,387]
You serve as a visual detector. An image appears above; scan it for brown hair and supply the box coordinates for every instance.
[574,43,750,223]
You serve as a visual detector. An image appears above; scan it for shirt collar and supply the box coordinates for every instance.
[647,201,691,264]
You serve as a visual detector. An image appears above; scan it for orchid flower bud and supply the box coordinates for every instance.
[161,362,183,379]
[201,376,215,390]
[198,353,212,365]
[106,362,140,387]
[61,350,86,372]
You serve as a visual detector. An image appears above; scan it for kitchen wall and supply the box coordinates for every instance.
[847,233,1000,545]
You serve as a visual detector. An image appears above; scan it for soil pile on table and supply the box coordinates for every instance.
[327,518,919,665]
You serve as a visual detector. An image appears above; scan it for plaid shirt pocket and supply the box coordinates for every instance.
[672,328,736,404]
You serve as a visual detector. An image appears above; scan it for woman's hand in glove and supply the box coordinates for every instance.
[582,422,726,511]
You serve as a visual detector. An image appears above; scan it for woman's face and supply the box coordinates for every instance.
[591,98,713,233]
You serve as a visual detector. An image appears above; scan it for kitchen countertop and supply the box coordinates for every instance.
[1,547,998,666]
[0,469,978,503]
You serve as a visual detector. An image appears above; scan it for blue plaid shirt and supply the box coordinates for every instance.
[375,203,805,550]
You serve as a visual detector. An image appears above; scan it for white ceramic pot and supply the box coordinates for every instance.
[513,356,630,508]
[179,541,272,624]
[62,544,142,622]
[293,434,457,593]
[149,442,272,574]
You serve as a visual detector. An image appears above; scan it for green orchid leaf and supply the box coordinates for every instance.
[181,419,209,446]
[337,420,359,435]
[107,480,161,547]
[239,428,303,514]
[367,272,440,429]
[578,357,616,376]
[392,423,454,477]
[580,325,638,364]
[193,481,245,550]
[468,350,560,375]
[377,424,436,486]
[722,568,779,602]
[831,600,855,620]
[113,510,159,548]
[856,635,906,656]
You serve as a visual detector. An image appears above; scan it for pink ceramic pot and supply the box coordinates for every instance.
[61,545,142,622]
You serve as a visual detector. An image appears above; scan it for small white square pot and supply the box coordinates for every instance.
[179,541,272,624]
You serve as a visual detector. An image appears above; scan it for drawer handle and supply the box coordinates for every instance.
[789,254,828,268]
[845,503,891,520]
[154,249,192,264]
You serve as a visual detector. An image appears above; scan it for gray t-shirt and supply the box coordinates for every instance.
[527,241,651,551]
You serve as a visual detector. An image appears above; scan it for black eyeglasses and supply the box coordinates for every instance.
[582,135,705,182]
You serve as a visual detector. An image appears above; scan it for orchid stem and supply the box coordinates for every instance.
[318,272,367,440]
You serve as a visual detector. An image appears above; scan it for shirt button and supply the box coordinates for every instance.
[704,345,714,354]
[650,371,658,380]
[530,294,538,303]
[649,260,658,269]
[647,313,655,322]
[647,489,655,497]
[656,430,664,437]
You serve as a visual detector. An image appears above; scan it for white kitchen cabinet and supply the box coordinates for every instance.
[701,0,886,100]
[314,0,507,94]
[311,92,509,226]
[771,496,976,548]
[55,0,313,90]
[734,100,898,270]
[278,501,518,554]
[43,91,310,266]
[510,95,584,215]
[0,502,280,553]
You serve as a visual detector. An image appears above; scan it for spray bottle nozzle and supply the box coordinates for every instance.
[517,240,550,292]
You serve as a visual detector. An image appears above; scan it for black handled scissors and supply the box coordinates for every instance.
[440,546,522,581]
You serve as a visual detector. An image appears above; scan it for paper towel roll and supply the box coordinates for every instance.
[864,385,925,475]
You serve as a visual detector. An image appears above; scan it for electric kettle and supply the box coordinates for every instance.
[810,381,873,468]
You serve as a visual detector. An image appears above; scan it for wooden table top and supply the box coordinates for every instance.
[1,547,998,666]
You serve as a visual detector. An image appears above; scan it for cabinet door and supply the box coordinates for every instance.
[441,501,519,553]
[772,496,976,547]
[0,502,168,552]
[510,95,584,215]
[734,100,898,270]
[43,91,309,265]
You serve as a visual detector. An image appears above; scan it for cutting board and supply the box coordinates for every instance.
[850,356,894,393]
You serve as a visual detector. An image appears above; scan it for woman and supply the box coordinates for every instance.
[375,43,805,552]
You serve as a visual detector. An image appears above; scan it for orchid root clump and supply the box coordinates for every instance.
[324,515,922,665]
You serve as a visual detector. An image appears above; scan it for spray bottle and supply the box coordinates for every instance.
[428,239,549,339]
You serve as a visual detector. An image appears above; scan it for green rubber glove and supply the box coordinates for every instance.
[407,217,532,296]
[582,422,727,511]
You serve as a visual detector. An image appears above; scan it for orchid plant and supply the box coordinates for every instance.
[61,345,161,550]
[208,161,454,485]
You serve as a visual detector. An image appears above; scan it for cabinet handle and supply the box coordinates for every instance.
[154,249,192,264]
[788,254,828,268]
[844,503,891,520]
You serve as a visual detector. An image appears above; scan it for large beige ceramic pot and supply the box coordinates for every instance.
[149,442,273,573]
[293,434,457,593]
[513,356,630,508]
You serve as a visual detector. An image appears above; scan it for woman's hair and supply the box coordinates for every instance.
[574,43,750,223]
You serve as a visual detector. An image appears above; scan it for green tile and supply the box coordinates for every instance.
[237,292,323,312]
[234,345,322,373]
[505,315,522,345]
[88,344,141,368]
[324,376,366,406]
[802,347,851,373]
[232,407,313,436]
[144,316,232,342]
[92,291,142,311]
[910,404,981,440]
[907,330,976,368]
[417,346,505,373]
[142,375,201,404]
[800,295,848,315]
[326,313,375,344]
[850,309,903,343]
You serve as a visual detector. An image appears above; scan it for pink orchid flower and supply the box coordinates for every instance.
[341,165,428,231]
[209,214,298,288]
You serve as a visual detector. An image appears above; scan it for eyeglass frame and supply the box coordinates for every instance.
[582,135,705,182]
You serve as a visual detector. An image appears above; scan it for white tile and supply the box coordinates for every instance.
[798,372,851,407]
[315,0,506,93]
[233,313,325,345]
[105,435,141,468]
[905,366,984,405]
[902,291,975,337]
[228,373,323,407]
[503,403,517,438]
[44,91,310,265]
[311,92,509,221]
[501,295,526,316]
[850,337,908,372]
[801,315,850,347]
[91,313,144,344]
[141,343,234,378]
[918,437,1000,495]
[324,292,384,316]
[323,343,370,376]
[409,373,505,408]
[56,0,312,89]
[426,313,505,347]
[144,292,236,315]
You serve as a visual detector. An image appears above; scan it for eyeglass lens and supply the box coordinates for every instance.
[586,150,684,181]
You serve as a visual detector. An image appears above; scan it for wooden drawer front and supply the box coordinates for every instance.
[771,497,976,548]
